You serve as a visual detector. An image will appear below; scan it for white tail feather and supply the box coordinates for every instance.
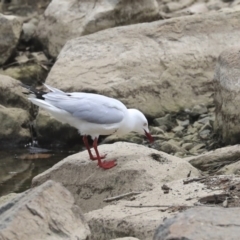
[29,98,55,109]
[43,84,65,94]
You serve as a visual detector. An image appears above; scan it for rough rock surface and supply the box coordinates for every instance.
[0,14,22,65]
[0,75,31,145]
[0,0,51,15]
[0,180,91,240]
[32,142,199,212]
[186,145,240,173]
[216,160,240,175]
[0,62,48,84]
[153,207,240,240]
[0,75,30,109]
[86,178,223,240]
[0,193,18,206]
[46,7,240,118]
[37,0,160,57]
[214,46,240,144]
[0,107,30,145]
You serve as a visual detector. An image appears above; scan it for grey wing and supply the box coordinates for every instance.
[48,97,125,124]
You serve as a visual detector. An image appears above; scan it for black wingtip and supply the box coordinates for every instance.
[20,83,47,100]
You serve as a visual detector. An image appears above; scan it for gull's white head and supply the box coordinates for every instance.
[128,109,154,143]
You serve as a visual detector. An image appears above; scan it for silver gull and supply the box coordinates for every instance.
[23,84,154,169]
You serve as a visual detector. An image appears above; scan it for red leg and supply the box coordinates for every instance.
[83,136,106,161]
[92,137,117,169]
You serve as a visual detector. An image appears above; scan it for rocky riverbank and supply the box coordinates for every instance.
[1,0,240,239]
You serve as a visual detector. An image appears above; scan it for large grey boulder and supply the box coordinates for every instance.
[32,142,200,212]
[0,14,22,65]
[214,46,240,144]
[46,7,240,118]
[0,107,30,145]
[0,75,31,144]
[37,0,160,57]
[0,180,91,240]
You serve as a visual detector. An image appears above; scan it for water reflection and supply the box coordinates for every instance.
[0,147,74,197]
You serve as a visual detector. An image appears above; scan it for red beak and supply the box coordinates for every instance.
[144,130,154,143]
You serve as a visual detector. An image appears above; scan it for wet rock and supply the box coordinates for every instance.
[36,109,79,145]
[214,46,240,144]
[0,180,91,240]
[0,75,30,109]
[37,0,160,57]
[153,207,240,240]
[32,142,199,213]
[0,107,30,145]
[0,14,22,65]
[1,63,48,84]
[46,8,240,118]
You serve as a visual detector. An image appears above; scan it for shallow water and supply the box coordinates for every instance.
[0,147,77,197]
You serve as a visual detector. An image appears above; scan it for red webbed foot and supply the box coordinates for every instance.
[98,160,117,169]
